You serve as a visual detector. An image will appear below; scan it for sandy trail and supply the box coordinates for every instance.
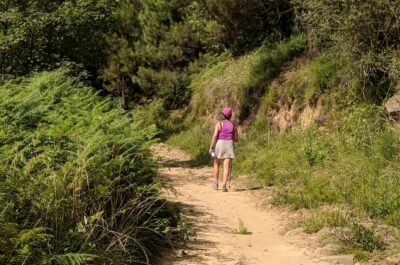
[153,144,334,265]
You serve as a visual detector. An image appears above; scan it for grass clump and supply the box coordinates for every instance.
[301,210,349,234]
[0,70,177,264]
[232,219,252,235]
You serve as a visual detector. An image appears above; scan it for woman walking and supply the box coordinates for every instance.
[209,107,238,192]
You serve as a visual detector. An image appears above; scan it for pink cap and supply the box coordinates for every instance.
[222,107,232,117]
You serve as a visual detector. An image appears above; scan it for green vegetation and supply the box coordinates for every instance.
[340,224,387,261]
[294,0,400,102]
[301,210,349,234]
[2,0,400,263]
[167,123,211,164]
[168,36,307,162]
[0,0,114,79]
[190,35,306,121]
[232,219,252,235]
[236,105,400,226]
[0,70,177,264]
[165,2,400,261]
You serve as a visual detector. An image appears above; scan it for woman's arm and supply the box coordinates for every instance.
[209,122,221,152]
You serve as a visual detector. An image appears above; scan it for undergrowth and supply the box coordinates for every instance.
[189,35,306,123]
[237,104,400,228]
[0,70,177,264]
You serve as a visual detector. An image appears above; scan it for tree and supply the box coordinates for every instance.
[0,0,115,80]
[101,0,221,109]
[202,0,294,55]
[294,0,400,101]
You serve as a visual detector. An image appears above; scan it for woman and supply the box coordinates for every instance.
[209,107,238,192]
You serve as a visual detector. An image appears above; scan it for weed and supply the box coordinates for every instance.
[350,224,386,252]
[232,219,252,235]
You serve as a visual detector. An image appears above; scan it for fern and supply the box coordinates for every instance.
[0,70,172,264]
[52,253,97,265]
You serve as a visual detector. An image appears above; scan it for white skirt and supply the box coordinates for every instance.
[215,140,235,159]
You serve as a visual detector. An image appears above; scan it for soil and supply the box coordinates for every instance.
[153,144,343,265]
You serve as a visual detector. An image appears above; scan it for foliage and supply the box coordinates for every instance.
[256,51,346,117]
[301,210,349,234]
[100,0,221,109]
[294,0,400,102]
[0,0,114,80]
[202,0,294,55]
[133,99,186,138]
[348,224,386,253]
[0,70,176,264]
[339,223,386,260]
[232,219,252,235]
[236,104,400,229]
[190,35,306,123]
[100,0,299,109]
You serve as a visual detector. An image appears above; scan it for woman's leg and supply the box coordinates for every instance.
[222,158,231,189]
[213,159,220,183]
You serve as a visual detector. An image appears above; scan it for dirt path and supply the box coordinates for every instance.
[153,144,350,265]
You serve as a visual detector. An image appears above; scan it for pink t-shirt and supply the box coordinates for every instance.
[218,120,235,140]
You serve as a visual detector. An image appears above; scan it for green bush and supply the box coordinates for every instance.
[0,0,114,78]
[0,70,175,264]
[203,0,293,55]
[295,0,400,102]
[133,99,186,137]
[345,224,386,253]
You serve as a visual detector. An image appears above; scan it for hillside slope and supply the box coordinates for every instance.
[166,38,400,263]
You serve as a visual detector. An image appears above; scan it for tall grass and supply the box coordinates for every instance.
[0,70,176,264]
[236,104,400,228]
[189,35,306,123]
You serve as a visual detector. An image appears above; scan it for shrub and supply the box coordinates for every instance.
[0,0,114,78]
[344,224,386,253]
[0,70,175,264]
[295,0,400,102]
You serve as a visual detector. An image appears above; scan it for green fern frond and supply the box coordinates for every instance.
[52,253,97,265]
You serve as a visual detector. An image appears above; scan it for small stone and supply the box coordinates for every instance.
[285,227,305,237]
[318,254,354,265]
[316,227,333,238]
[314,244,340,256]
[263,248,268,252]
[175,249,187,257]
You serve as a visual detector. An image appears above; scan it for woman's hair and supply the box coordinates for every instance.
[222,113,232,120]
